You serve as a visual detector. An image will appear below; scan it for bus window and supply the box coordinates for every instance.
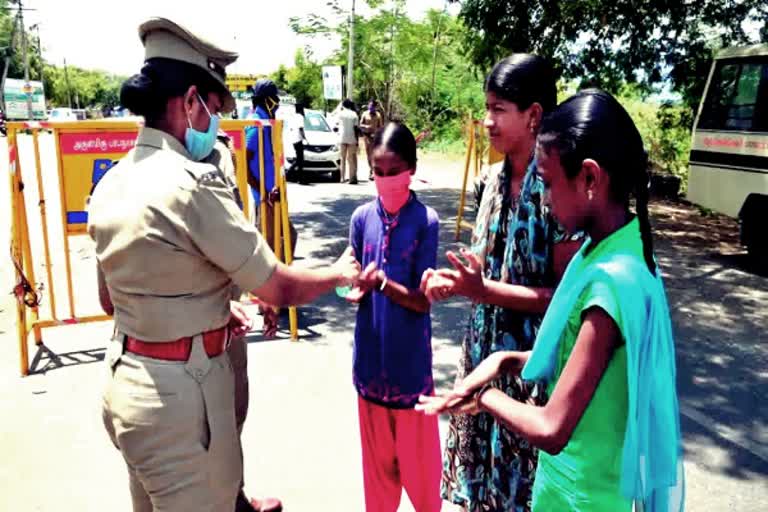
[699,59,768,132]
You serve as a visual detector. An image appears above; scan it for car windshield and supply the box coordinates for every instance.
[304,111,331,132]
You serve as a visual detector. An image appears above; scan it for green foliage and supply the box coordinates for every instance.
[1,1,123,113]
[449,0,767,116]
[1,1,45,82]
[288,2,486,145]
[286,50,324,109]
[42,64,125,111]
[616,87,692,189]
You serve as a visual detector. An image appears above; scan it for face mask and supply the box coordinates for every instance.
[265,96,279,118]
[185,93,219,161]
[375,172,412,213]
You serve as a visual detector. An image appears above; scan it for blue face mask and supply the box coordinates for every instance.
[185,93,219,161]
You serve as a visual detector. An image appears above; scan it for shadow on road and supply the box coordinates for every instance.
[652,200,768,479]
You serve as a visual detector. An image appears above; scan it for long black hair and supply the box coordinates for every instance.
[372,122,417,168]
[538,89,656,275]
[485,54,557,113]
[120,58,219,125]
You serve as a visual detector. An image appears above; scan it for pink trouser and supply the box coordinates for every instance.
[357,396,442,512]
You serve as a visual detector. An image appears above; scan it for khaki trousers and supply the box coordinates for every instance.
[340,143,358,183]
[102,333,241,512]
[364,136,375,173]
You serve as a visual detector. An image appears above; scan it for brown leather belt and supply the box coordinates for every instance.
[124,327,228,362]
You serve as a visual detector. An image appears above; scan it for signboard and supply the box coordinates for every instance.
[226,74,263,93]
[59,130,139,233]
[56,121,256,234]
[3,78,46,120]
[322,66,343,100]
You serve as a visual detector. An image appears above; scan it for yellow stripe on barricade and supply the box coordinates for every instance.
[7,119,299,376]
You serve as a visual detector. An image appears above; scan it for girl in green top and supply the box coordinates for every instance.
[417,89,684,512]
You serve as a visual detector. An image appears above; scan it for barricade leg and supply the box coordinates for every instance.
[455,121,474,242]
[32,130,57,322]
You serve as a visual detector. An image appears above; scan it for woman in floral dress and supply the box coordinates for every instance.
[421,54,580,512]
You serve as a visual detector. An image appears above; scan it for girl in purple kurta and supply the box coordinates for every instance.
[346,122,442,512]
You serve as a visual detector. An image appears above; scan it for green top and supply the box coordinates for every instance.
[531,224,637,512]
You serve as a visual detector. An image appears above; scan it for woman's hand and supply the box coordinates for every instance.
[420,268,456,303]
[417,351,521,416]
[455,351,510,396]
[443,248,486,302]
[346,262,382,303]
[416,392,481,416]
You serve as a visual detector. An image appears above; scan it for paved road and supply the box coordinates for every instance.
[0,134,765,510]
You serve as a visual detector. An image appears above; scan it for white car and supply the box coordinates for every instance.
[280,107,341,181]
[48,107,78,122]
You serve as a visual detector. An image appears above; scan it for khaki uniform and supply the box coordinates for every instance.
[90,127,277,511]
[337,108,359,183]
[360,110,384,172]
[205,138,249,429]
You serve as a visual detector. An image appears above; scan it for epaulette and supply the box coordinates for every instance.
[184,160,228,188]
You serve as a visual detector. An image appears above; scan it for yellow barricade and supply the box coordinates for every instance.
[454,117,503,241]
[7,119,297,377]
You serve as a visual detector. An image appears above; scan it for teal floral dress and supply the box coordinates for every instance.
[441,159,570,512]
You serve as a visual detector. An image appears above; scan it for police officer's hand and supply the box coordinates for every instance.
[228,301,254,338]
[334,247,361,288]
[345,262,381,303]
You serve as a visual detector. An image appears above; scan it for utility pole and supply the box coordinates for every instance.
[31,24,44,92]
[346,0,355,100]
[18,0,33,119]
[0,13,16,113]
[63,57,72,108]
[386,3,399,118]
[430,0,448,108]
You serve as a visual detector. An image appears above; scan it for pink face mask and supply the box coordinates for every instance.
[375,172,412,213]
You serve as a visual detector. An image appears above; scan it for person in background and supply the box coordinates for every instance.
[246,79,298,337]
[346,122,442,512]
[337,98,360,184]
[360,99,385,180]
[291,102,308,184]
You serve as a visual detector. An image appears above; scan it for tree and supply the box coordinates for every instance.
[288,0,485,141]
[285,50,323,108]
[1,0,45,110]
[449,0,767,114]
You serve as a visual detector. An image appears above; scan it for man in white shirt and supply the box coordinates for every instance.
[336,98,360,184]
[290,103,308,184]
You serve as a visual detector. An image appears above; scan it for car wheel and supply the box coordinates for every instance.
[331,170,341,183]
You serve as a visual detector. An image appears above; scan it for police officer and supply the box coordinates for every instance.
[359,99,384,180]
[90,18,360,512]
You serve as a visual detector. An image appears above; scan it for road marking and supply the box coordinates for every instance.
[680,403,768,464]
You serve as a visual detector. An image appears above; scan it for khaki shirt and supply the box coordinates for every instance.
[360,110,383,137]
[88,127,277,341]
[206,138,243,209]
